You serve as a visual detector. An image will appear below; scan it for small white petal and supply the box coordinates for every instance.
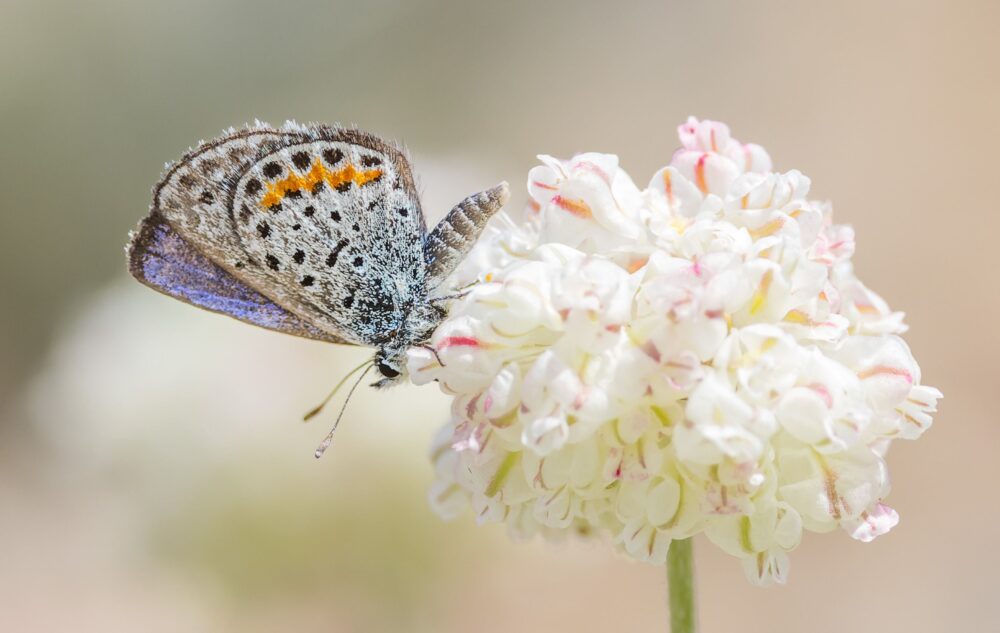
[843,502,899,543]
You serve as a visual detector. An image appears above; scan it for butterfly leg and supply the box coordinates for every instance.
[430,286,476,303]
[418,344,446,367]
[423,182,510,290]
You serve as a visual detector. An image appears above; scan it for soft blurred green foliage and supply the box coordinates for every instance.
[152,460,465,626]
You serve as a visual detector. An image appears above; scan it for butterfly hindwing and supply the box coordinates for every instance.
[128,210,345,342]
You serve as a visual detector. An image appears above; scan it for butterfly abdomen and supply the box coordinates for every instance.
[424,182,510,290]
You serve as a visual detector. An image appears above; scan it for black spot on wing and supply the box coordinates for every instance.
[293,249,305,264]
[262,162,282,178]
[257,221,271,238]
[323,148,344,166]
[292,151,311,170]
[326,239,349,267]
[266,254,280,271]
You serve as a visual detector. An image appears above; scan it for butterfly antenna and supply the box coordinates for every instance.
[302,359,371,422]
[314,364,372,459]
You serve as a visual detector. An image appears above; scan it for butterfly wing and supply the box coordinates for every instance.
[143,123,427,346]
[128,210,345,342]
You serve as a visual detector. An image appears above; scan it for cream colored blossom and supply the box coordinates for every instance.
[411,117,941,585]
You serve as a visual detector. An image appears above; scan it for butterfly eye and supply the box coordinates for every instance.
[377,362,400,379]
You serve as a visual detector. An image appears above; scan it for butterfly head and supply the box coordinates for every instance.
[370,302,445,388]
[372,349,407,388]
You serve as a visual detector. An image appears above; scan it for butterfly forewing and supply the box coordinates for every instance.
[232,138,427,345]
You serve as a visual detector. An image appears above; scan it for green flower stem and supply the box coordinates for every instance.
[667,537,697,633]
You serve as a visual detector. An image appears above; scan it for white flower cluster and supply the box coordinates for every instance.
[408,117,941,585]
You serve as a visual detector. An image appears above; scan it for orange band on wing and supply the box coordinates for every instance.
[260,159,382,208]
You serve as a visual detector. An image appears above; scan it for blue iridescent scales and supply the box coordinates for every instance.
[127,121,509,387]
[134,210,338,342]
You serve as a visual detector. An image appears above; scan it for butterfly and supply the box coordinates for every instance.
[127,122,508,453]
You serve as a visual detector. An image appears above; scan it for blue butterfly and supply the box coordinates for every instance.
[128,123,507,454]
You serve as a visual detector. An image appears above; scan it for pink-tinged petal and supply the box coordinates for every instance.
[835,274,907,335]
[671,150,741,196]
[647,166,703,219]
[893,384,942,440]
[437,335,483,351]
[551,195,594,219]
[527,163,562,205]
[843,502,899,542]
[857,365,913,383]
[570,158,612,186]
[677,116,734,154]
[812,223,856,265]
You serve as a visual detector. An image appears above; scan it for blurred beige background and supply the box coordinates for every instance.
[1,1,997,631]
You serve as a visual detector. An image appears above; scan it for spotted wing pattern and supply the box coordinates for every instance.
[134,123,427,345]
[231,138,426,346]
[128,210,342,342]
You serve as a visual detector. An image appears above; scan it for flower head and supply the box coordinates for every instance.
[411,117,941,585]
